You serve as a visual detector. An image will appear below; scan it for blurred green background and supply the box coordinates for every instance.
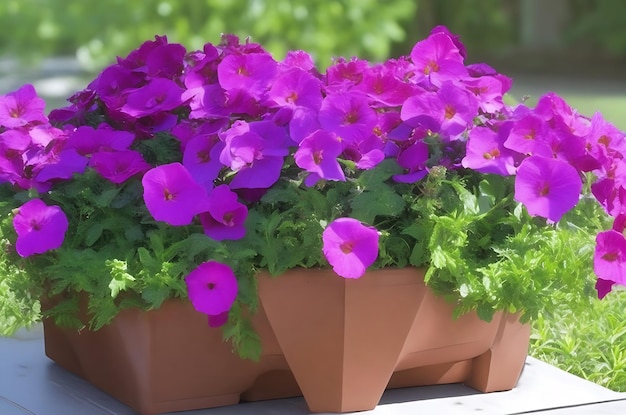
[2,0,626,72]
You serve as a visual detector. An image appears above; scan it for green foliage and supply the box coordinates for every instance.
[531,289,626,392]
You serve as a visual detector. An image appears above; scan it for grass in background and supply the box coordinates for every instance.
[530,290,626,392]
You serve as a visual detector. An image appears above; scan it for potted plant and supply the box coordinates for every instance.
[0,26,623,414]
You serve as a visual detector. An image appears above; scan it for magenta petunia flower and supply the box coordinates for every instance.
[462,126,517,175]
[594,230,626,290]
[35,149,89,183]
[595,278,616,300]
[462,76,504,114]
[200,184,248,241]
[294,129,345,183]
[121,78,185,117]
[514,156,582,222]
[207,310,229,328]
[0,84,47,128]
[401,82,478,137]
[393,140,430,183]
[409,31,468,87]
[217,52,277,99]
[89,150,151,184]
[185,261,238,317]
[503,115,551,157]
[142,162,211,226]
[66,125,135,156]
[318,91,377,143]
[219,121,289,189]
[182,135,225,190]
[13,199,68,257]
[322,218,379,279]
[266,67,323,110]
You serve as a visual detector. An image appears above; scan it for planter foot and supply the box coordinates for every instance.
[466,313,531,392]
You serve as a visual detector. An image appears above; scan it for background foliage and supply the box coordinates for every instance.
[2,1,625,74]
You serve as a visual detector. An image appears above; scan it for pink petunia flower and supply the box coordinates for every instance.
[185,261,238,319]
[322,218,379,279]
[294,129,345,184]
[462,125,517,175]
[142,162,210,226]
[13,199,68,257]
[89,150,150,184]
[200,184,248,241]
[514,156,582,222]
[594,230,626,294]
[0,84,47,128]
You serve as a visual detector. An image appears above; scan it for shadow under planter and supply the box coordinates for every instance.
[42,267,531,415]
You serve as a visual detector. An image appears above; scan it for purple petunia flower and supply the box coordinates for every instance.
[462,126,517,175]
[503,115,551,157]
[514,156,582,222]
[219,121,289,190]
[66,125,135,156]
[318,91,377,143]
[266,67,323,110]
[393,140,430,183]
[294,129,345,184]
[13,199,68,257]
[0,84,47,128]
[35,149,89,183]
[595,278,616,300]
[142,162,210,226]
[200,184,248,241]
[322,218,379,279]
[89,150,151,184]
[121,78,185,117]
[182,135,225,190]
[409,31,468,87]
[594,230,626,292]
[185,261,238,318]
[217,52,277,100]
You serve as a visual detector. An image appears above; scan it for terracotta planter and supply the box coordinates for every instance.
[43,267,530,415]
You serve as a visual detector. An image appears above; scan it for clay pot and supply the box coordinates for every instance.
[42,267,530,415]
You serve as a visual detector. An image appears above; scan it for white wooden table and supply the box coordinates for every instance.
[1,324,626,415]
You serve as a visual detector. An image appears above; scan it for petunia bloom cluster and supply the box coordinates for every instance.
[2,26,626,327]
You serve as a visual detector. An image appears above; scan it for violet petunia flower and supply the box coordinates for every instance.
[217,52,278,100]
[462,126,517,175]
[0,84,47,128]
[322,218,379,279]
[184,261,238,321]
[219,121,289,189]
[266,67,323,110]
[35,148,89,183]
[182,135,225,191]
[294,129,345,183]
[514,156,582,223]
[13,199,68,257]
[200,184,248,241]
[409,31,468,87]
[89,150,151,184]
[401,82,478,138]
[142,162,210,226]
[594,230,626,293]
[595,278,616,300]
[66,125,135,156]
[121,78,185,117]
[393,140,430,183]
[318,91,377,143]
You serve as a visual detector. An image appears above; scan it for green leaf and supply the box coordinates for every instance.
[141,286,170,309]
[85,223,104,246]
[350,184,405,224]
